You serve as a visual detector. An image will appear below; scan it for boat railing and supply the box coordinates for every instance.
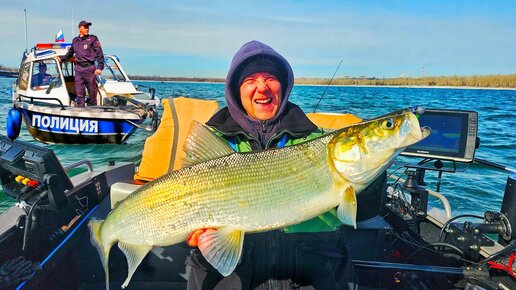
[64,160,94,173]
[63,160,94,192]
[17,94,66,110]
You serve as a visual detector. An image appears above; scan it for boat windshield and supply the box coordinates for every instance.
[101,57,126,82]
[31,60,62,90]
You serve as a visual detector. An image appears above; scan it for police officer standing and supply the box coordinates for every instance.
[59,20,104,107]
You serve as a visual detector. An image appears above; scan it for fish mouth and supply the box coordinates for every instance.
[400,112,430,146]
[420,126,431,138]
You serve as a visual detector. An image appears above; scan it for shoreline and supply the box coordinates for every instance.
[133,79,516,91]
[294,83,516,91]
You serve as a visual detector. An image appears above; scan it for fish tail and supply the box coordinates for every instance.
[88,218,112,290]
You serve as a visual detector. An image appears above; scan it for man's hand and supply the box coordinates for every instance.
[95,69,102,75]
[187,228,217,247]
[0,256,41,289]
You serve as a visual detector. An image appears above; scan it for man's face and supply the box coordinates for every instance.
[79,25,90,36]
[239,72,282,120]
[39,66,46,74]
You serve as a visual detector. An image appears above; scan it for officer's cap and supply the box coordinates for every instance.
[78,20,92,27]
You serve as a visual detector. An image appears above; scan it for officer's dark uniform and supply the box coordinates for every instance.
[60,22,104,107]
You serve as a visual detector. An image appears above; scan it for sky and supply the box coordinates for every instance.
[1,1,515,78]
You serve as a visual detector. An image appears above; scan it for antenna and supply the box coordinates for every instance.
[24,9,28,52]
[312,59,342,113]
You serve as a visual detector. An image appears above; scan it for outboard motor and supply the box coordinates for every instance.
[500,175,516,245]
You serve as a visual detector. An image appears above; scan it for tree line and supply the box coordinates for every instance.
[129,75,225,83]
[295,74,516,88]
[133,74,516,88]
[0,65,18,72]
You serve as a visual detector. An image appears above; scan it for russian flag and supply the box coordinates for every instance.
[55,29,65,42]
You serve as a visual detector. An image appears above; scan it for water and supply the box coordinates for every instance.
[1,77,514,217]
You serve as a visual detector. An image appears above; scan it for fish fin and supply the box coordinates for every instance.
[88,218,111,290]
[182,121,235,167]
[117,242,152,289]
[337,185,357,229]
[198,227,244,276]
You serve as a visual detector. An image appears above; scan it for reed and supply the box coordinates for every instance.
[296,74,516,88]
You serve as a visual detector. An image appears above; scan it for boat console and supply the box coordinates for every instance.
[0,135,73,211]
[0,134,135,283]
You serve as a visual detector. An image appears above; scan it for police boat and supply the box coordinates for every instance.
[0,99,514,289]
[6,43,159,144]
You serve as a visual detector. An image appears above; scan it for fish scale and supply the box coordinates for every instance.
[113,139,334,238]
[88,109,429,289]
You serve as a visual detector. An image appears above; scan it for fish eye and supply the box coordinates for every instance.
[381,118,395,130]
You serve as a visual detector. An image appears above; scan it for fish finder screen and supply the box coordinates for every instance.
[401,109,478,163]
[410,115,462,154]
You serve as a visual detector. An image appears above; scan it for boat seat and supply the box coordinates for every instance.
[109,97,219,208]
[110,182,142,209]
[135,97,220,181]
[307,112,362,130]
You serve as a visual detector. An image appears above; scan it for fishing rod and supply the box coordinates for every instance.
[474,158,515,174]
[312,59,343,113]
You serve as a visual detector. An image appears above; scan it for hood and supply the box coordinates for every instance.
[225,40,295,134]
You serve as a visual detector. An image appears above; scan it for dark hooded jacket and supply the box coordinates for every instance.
[206,40,320,149]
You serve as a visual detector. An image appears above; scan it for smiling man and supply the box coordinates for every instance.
[203,40,320,150]
[186,40,356,290]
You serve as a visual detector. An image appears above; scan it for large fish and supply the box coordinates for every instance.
[89,109,429,289]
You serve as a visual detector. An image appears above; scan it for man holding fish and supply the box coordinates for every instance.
[88,40,428,290]
[185,40,358,289]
